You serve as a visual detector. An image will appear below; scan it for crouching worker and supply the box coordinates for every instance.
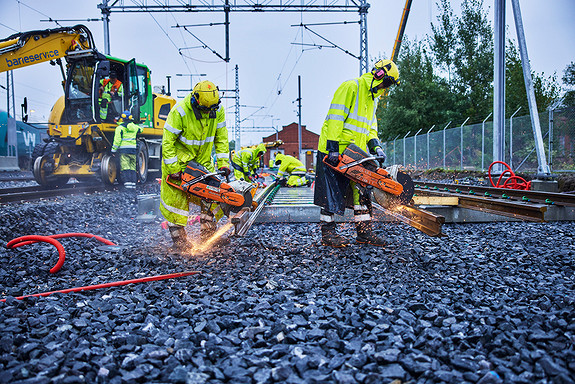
[111,110,143,191]
[314,59,399,247]
[231,143,266,182]
[274,153,310,187]
[160,80,231,251]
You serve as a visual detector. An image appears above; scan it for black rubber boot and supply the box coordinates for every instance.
[169,225,190,252]
[356,221,386,246]
[320,222,349,248]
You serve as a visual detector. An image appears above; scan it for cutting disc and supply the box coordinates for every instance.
[373,171,414,208]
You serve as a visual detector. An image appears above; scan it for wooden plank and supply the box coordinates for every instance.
[413,195,459,206]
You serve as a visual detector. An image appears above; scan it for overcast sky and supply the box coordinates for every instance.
[1,0,574,146]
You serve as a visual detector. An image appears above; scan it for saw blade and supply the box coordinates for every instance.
[372,171,414,208]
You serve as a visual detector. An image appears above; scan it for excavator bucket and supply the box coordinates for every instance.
[324,144,414,208]
[165,160,255,216]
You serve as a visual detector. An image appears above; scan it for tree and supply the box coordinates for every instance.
[506,42,559,114]
[562,62,575,107]
[428,0,457,82]
[377,40,457,140]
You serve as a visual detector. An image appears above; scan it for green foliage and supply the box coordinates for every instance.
[563,62,575,107]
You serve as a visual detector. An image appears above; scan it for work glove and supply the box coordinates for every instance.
[375,147,387,163]
[169,171,182,180]
[218,167,231,177]
[325,151,340,167]
[278,178,287,187]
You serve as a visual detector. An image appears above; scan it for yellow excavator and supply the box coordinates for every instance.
[0,25,176,186]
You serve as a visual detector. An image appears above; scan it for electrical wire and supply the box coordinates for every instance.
[15,0,62,27]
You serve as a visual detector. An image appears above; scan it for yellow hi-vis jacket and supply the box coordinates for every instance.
[317,71,382,154]
[275,153,307,186]
[160,93,229,226]
[231,143,266,180]
[111,122,143,154]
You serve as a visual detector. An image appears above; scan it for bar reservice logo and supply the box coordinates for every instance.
[5,49,59,68]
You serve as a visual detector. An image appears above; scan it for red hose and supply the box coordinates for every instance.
[0,271,200,302]
[488,161,531,190]
[9,233,116,248]
[6,235,66,273]
[6,233,117,274]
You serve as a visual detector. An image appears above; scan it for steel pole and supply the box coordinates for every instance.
[414,128,423,169]
[482,112,492,171]
[297,75,302,161]
[509,107,521,169]
[511,0,551,175]
[548,107,554,170]
[393,134,400,164]
[427,125,435,169]
[493,0,506,174]
[460,117,470,170]
[442,121,451,169]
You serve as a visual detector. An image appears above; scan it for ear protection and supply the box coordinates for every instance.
[372,63,391,80]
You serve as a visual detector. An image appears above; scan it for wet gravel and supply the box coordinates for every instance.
[0,188,574,384]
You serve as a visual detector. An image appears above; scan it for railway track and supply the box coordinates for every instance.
[414,180,575,222]
[0,183,113,204]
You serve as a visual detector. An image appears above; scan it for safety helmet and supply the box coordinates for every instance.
[120,110,132,122]
[192,80,221,113]
[372,59,400,88]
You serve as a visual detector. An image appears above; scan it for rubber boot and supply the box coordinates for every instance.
[355,221,386,246]
[320,222,349,248]
[169,225,189,252]
[200,213,230,248]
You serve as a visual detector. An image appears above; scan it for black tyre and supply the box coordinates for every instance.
[136,140,149,184]
[32,142,70,187]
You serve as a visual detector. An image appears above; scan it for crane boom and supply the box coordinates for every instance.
[391,0,412,63]
[0,25,96,73]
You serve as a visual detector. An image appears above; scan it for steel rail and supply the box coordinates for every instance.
[234,181,280,236]
[0,184,111,203]
[415,180,575,207]
[372,202,446,237]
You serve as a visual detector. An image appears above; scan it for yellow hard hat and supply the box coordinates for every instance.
[192,80,220,110]
[372,59,400,88]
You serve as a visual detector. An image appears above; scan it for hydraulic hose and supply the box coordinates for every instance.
[6,233,117,274]
[0,271,200,302]
[6,235,65,274]
[488,161,531,190]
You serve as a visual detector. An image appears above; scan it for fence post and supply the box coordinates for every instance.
[427,125,435,169]
[460,117,470,170]
[509,107,521,169]
[402,131,411,166]
[414,128,423,169]
[393,134,400,165]
[482,112,492,171]
[442,121,452,169]
[548,107,554,171]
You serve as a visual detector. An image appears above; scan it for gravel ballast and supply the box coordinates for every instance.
[0,189,574,384]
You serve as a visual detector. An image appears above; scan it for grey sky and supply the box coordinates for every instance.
[1,0,574,146]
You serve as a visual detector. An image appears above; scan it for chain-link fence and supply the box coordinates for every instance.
[382,106,575,173]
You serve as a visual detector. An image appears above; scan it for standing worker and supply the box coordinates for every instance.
[160,80,231,251]
[111,110,143,191]
[274,153,310,187]
[314,59,400,247]
[231,143,266,182]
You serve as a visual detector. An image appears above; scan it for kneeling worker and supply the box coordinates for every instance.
[313,59,400,247]
[160,80,231,250]
[231,143,266,182]
[274,153,310,187]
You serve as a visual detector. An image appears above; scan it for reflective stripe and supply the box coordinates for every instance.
[348,112,370,125]
[176,106,186,117]
[161,198,190,217]
[326,114,345,122]
[217,121,226,129]
[343,122,369,135]
[179,135,215,146]
[354,205,368,211]
[216,153,228,159]
[278,170,286,177]
[124,182,136,189]
[354,214,371,222]
[164,156,178,165]
[164,122,182,135]
[329,103,350,115]
[320,214,334,223]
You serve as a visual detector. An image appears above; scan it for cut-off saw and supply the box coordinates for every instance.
[323,144,414,208]
[166,160,256,216]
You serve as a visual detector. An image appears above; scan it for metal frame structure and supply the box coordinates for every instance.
[97,0,370,150]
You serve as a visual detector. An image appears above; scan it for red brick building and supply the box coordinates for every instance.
[262,122,320,170]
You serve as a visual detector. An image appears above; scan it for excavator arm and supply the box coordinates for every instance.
[0,24,96,73]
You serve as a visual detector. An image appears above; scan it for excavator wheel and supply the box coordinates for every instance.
[32,142,70,187]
